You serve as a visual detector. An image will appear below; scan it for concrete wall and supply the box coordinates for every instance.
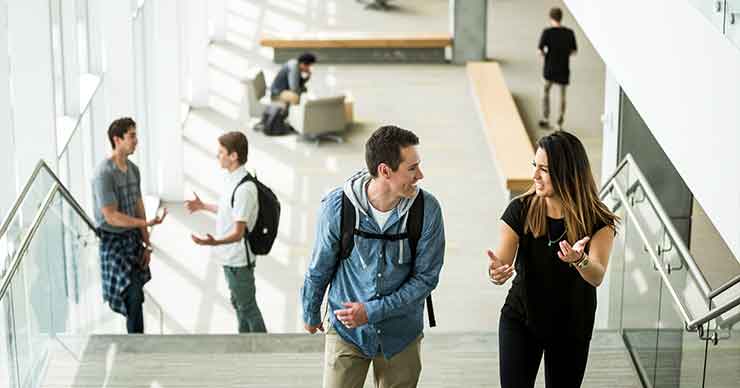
[565,0,740,262]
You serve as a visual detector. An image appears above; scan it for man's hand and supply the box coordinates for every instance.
[140,249,151,269]
[304,322,325,334]
[487,249,514,285]
[185,192,205,213]
[191,233,217,246]
[334,302,368,329]
[147,208,168,227]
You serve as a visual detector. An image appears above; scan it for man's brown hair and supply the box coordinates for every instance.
[108,117,136,149]
[549,7,563,23]
[365,125,419,177]
[218,131,249,165]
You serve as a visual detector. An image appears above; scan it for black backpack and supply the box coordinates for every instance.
[256,104,294,136]
[231,173,281,266]
[339,191,436,327]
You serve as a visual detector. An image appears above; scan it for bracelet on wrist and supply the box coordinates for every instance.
[571,251,585,266]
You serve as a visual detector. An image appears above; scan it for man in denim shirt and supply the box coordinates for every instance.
[302,125,445,388]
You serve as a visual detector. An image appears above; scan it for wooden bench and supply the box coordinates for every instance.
[467,62,534,195]
[260,33,452,63]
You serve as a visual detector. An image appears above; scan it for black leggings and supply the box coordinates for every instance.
[498,307,590,388]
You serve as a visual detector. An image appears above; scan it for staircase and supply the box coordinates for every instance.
[42,332,641,387]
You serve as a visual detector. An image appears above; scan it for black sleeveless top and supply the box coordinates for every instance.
[501,198,607,341]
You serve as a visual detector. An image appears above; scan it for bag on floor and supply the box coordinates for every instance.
[256,104,294,136]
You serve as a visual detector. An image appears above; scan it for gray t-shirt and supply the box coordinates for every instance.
[92,158,142,233]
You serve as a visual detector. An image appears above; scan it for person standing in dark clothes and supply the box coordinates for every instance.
[537,7,577,131]
[487,131,618,387]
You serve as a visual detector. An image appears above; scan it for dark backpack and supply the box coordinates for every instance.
[339,192,436,327]
[231,173,281,266]
[257,104,294,136]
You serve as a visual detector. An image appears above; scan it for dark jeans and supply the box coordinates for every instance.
[124,267,146,334]
[224,265,266,333]
[498,306,590,388]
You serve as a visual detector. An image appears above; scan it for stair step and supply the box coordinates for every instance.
[42,331,641,387]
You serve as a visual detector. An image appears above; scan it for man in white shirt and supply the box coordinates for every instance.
[186,131,267,333]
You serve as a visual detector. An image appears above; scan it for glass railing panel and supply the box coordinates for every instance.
[703,328,740,388]
[726,0,740,48]
[6,190,64,388]
[598,189,627,331]
[621,202,664,388]
[55,198,119,337]
[660,232,712,327]
[655,268,706,387]
[1,183,115,388]
[1,165,61,277]
[689,0,727,33]
[1,300,15,387]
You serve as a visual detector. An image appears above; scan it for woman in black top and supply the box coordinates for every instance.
[487,131,618,388]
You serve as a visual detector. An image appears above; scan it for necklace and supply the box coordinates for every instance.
[547,228,567,247]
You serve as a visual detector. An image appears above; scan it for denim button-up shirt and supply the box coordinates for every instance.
[302,186,445,359]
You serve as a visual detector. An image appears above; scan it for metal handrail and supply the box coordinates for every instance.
[607,180,694,326]
[600,154,712,297]
[0,160,97,241]
[709,273,740,299]
[601,154,740,332]
[0,184,60,300]
[0,160,98,300]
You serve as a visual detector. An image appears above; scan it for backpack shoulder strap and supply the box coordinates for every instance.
[407,191,425,258]
[339,193,356,260]
[407,191,436,327]
[231,173,255,208]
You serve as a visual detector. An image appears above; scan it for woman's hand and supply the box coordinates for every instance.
[488,249,514,285]
[557,236,590,263]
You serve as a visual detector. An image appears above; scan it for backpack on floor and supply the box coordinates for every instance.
[338,192,437,327]
[256,104,294,136]
[231,173,281,266]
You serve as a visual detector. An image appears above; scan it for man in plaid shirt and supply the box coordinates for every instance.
[92,117,166,333]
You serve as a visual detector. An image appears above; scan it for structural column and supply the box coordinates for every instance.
[60,0,80,116]
[87,0,110,165]
[187,0,210,107]
[451,0,487,64]
[102,0,135,119]
[153,0,184,201]
[8,0,58,179]
[209,0,227,42]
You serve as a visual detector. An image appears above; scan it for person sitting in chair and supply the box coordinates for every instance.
[270,52,316,106]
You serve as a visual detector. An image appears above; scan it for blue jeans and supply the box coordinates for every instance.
[124,267,146,333]
[223,265,266,333]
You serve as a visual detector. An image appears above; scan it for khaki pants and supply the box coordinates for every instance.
[275,90,300,105]
[543,80,567,126]
[323,326,422,388]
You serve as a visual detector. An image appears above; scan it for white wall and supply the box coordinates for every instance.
[565,0,740,263]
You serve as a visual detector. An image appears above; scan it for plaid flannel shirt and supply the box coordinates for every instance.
[99,229,151,316]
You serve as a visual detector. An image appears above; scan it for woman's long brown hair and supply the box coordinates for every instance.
[519,131,618,242]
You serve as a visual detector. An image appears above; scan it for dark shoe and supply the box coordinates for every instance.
[538,119,551,129]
